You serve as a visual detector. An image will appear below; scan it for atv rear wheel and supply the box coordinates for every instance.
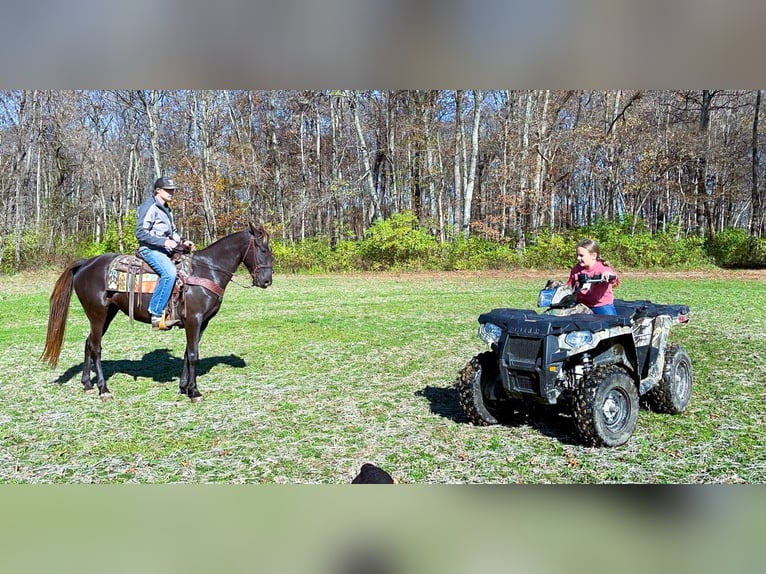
[645,344,693,414]
[457,352,507,425]
[573,365,639,447]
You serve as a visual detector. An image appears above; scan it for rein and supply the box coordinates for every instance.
[187,236,272,292]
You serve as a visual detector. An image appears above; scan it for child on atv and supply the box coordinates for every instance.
[567,238,620,315]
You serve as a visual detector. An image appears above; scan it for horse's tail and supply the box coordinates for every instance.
[41,260,85,368]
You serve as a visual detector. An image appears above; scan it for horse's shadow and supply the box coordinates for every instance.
[50,349,246,386]
[415,383,581,446]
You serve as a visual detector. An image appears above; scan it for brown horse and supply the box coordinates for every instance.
[42,222,273,402]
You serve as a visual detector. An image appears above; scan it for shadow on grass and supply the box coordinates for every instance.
[49,349,246,386]
[522,406,581,446]
[416,385,464,422]
[417,384,581,445]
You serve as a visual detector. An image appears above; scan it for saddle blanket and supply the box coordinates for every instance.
[106,254,191,294]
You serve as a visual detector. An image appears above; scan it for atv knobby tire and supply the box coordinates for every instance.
[573,364,639,447]
[644,344,693,414]
[457,352,506,426]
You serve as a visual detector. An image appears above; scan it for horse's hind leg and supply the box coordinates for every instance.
[80,335,96,393]
[82,332,112,398]
[83,306,119,399]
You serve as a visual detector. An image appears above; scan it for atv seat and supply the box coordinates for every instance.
[613,300,689,320]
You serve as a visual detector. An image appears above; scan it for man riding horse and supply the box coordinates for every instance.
[135,176,195,330]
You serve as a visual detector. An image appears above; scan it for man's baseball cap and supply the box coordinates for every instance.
[154,176,177,190]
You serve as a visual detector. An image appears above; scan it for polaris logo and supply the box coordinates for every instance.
[512,326,545,337]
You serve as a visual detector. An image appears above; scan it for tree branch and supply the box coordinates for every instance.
[606,91,644,135]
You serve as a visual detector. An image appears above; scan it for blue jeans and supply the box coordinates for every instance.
[591,303,617,315]
[138,246,177,316]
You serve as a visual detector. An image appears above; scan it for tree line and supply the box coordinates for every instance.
[1,89,764,272]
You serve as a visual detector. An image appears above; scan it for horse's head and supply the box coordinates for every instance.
[243,222,273,288]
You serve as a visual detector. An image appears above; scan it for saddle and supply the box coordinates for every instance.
[107,253,193,326]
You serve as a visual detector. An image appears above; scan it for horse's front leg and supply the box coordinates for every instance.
[180,321,204,402]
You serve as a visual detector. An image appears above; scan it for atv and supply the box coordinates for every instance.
[457,275,693,447]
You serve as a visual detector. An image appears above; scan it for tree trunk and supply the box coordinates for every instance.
[532,90,550,231]
[453,91,464,238]
[462,90,482,238]
[422,92,438,235]
[607,90,622,220]
[299,108,309,242]
[192,91,219,242]
[751,90,764,237]
[500,92,511,238]
[436,131,446,242]
[140,90,164,178]
[329,93,344,238]
[11,91,29,271]
[350,91,380,224]
[518,91,534,249]
[386,91,396,216]
[695,90,713,237]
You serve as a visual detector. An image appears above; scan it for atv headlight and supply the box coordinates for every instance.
[563,330,593,349]
[478,322,502,346]
[537,288,555,308]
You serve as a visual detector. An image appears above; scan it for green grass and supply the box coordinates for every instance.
[0,269,764,483]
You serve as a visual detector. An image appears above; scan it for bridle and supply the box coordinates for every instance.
[241,234,273,284]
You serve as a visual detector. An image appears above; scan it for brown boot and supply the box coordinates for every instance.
[151,312,180,331]
[151,314,170,331]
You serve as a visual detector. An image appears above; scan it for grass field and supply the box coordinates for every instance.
[0,269,764,483]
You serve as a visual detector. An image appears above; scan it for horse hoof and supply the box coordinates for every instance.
[100,392,114,401]
[190,395,204,404]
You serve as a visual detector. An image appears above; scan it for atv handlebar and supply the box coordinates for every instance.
[577,272,616,285]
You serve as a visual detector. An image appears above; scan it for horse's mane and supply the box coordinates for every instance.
[196,226,263,254]
[197,229,247,253]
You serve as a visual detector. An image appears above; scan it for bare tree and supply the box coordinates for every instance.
[751,90,764,237]
[2,89,765,272]
[350,91,380,224]
[137,90,164,178]
[462,90,483,238]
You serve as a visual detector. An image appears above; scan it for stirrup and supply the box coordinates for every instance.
[162,309,181,329]
[152,312,179,331]
[151,314,169,331]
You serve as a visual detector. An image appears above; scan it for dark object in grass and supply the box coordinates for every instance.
[41,223,273,402]
[334,543,398,574]
[352,463,395,484]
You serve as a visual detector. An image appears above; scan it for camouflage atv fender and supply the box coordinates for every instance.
[639,314,672,394]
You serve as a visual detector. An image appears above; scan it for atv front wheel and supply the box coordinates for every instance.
[573,365,639,447]
[645,344,693,414]
[457,352,507,425]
